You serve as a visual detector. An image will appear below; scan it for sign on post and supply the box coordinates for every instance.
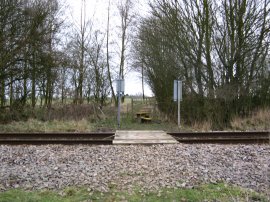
[173,80,178,101]
[116,79,125,94]
[173,80,182,101]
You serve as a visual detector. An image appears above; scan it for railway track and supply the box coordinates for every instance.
[0,131,269,144]
[168,131,270,144]
[0,132,114,145]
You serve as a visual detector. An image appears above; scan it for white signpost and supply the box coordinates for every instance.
[116,79,125,128]
[174,80,182,128]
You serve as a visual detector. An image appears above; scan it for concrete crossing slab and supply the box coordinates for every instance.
[113,130,178,144]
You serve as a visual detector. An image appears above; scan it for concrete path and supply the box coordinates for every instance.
[113,130,178,144]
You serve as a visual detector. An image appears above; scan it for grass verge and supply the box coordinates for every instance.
[93,116,182,132]
[231,107,270,131]
[0,183,268,202]
[0,106,269,133]
[0,119,93,133]
[0,116,183,133]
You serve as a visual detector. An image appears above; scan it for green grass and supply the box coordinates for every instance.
[0,188,89,202]
[93,115,184,132]
[0,184,268,202]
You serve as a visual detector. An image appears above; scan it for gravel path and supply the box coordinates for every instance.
[0,144,269,194]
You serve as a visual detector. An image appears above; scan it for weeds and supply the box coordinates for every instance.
[0,119,93,133]
[0,99,269,132]
[231,107,270,131]
[192,121,212,131]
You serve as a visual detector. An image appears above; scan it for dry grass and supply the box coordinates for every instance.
[43,104,97,121]
[192,121,212,131]
[231,108,270,131]
[0,101,269,132]
[0,119,93,132]
[190,108,270,132]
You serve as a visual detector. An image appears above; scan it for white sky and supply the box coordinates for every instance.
[64,0,153,96]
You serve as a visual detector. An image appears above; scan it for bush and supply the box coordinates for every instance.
[0,104,98,123]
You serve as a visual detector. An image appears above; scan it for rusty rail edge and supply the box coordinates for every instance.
[0,132,115,145]
[168,131,270,144]
[0,131,269,145]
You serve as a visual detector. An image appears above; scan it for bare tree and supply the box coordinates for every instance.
[117,0,135,79]
[68,0,92,104]
[214,0,270,101]
[106,0,117,104]
[0,0,63,109]
[135,0,270,127]
[0,0,29,107]
[88,30,110,106]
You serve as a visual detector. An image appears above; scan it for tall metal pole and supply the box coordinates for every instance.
[178,81,180,128]
[117,92,121,128]
[116,79,124,129]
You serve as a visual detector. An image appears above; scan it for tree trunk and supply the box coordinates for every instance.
[142,62,145,101]
[61,74,65,104]
[31,50,36,108]
[195,34,204,97]
[203,0,214,98]
[9,74,13,107]
[0,68,5,108]
[23,61,28,105]
[106,0,117,105]
[78,70,83,104]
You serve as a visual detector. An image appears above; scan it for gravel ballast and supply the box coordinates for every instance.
[0,144,269,194]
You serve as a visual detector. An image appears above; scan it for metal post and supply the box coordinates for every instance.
[116,79,124,129]
[178,81,180,128]
[117,92,121,128]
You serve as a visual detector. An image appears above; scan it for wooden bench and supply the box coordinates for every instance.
[136,111,151,118]
[141,117,152,123]
[136,109,152,123]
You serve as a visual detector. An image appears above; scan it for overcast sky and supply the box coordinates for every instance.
[64,0,153,96]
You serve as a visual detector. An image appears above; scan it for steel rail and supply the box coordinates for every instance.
[168,131,270,144]
[0,132,115,145]
[0,131,269,145]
